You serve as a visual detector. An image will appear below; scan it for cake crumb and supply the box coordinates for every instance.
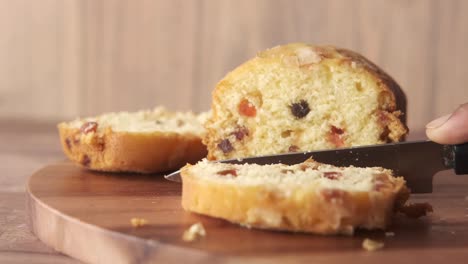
[183,222,206,242]
[130,217,148,227]
[385,231,395,237]
[398,202,433,218]
[362,238,384,251]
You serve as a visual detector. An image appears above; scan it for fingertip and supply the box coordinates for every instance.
[425,126,456,144]
[426,113,451,129]
[426,103,468,144]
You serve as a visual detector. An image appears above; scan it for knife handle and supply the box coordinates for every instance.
[454,143,468,174]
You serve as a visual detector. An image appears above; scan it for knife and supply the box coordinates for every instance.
[164,140,468,193]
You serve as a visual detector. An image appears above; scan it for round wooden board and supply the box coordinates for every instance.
[27,162,468,264]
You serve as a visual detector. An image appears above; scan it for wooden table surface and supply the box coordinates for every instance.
[2,120,466,263]
[0,120,80,263]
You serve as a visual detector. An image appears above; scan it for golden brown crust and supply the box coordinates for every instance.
[58,123,207,173]
[261,44,407,117]
[336,48,408,129]
[181,163,409,235]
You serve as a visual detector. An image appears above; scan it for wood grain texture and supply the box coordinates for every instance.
[27,161,468,264]
[0,0,468,132]
[0,120,78,263]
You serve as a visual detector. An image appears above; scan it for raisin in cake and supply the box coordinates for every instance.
[181,159,409,235]
[58,107,208,173]
[204,43,408,160]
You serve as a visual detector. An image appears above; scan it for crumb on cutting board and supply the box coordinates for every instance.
[130,217,148,227]
[398,202,433,218]
[183,222,206,242]
[362,238,384,251]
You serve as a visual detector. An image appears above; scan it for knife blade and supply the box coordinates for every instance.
[164,140,468,193]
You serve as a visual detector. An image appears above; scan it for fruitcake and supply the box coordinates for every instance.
[181,158,409,235]
[203,43,408,160]
[58,107,208,173]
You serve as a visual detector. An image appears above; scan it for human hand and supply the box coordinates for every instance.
[426,103,468,144]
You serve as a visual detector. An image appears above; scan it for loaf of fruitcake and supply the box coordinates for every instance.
[204,43,408,160]
[58,107,208,173]
[181,158,409,235]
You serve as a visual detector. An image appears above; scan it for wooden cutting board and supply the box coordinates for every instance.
[27,161,468,264]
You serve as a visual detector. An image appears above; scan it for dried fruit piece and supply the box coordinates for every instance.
[81,155,91,167]
[80,121,98,134]
[65,138,72,150]
[231,126,249,141]
[290,100,310,118]
[330,125,344,135]
[323,171,342,180]
[398,202,433,218]
[288,145,300,152]
[238,98,257,117]
[281,169,294,174]
[217,169,237,177]
[217,139,234,153]
[327,125,345,147]
[327,133,344,147]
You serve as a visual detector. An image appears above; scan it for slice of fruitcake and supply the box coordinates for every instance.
[181,158,409,235]
[58,107,208,173]
[204,43,408,160]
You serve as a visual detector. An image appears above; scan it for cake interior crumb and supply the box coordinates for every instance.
[183,222,206,242]
[130,217,148,227]
[362,238,384,251]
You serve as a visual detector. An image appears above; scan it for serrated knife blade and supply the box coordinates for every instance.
[165,140,468,193]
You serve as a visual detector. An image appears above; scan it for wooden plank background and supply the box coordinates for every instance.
[0,0,467,133]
